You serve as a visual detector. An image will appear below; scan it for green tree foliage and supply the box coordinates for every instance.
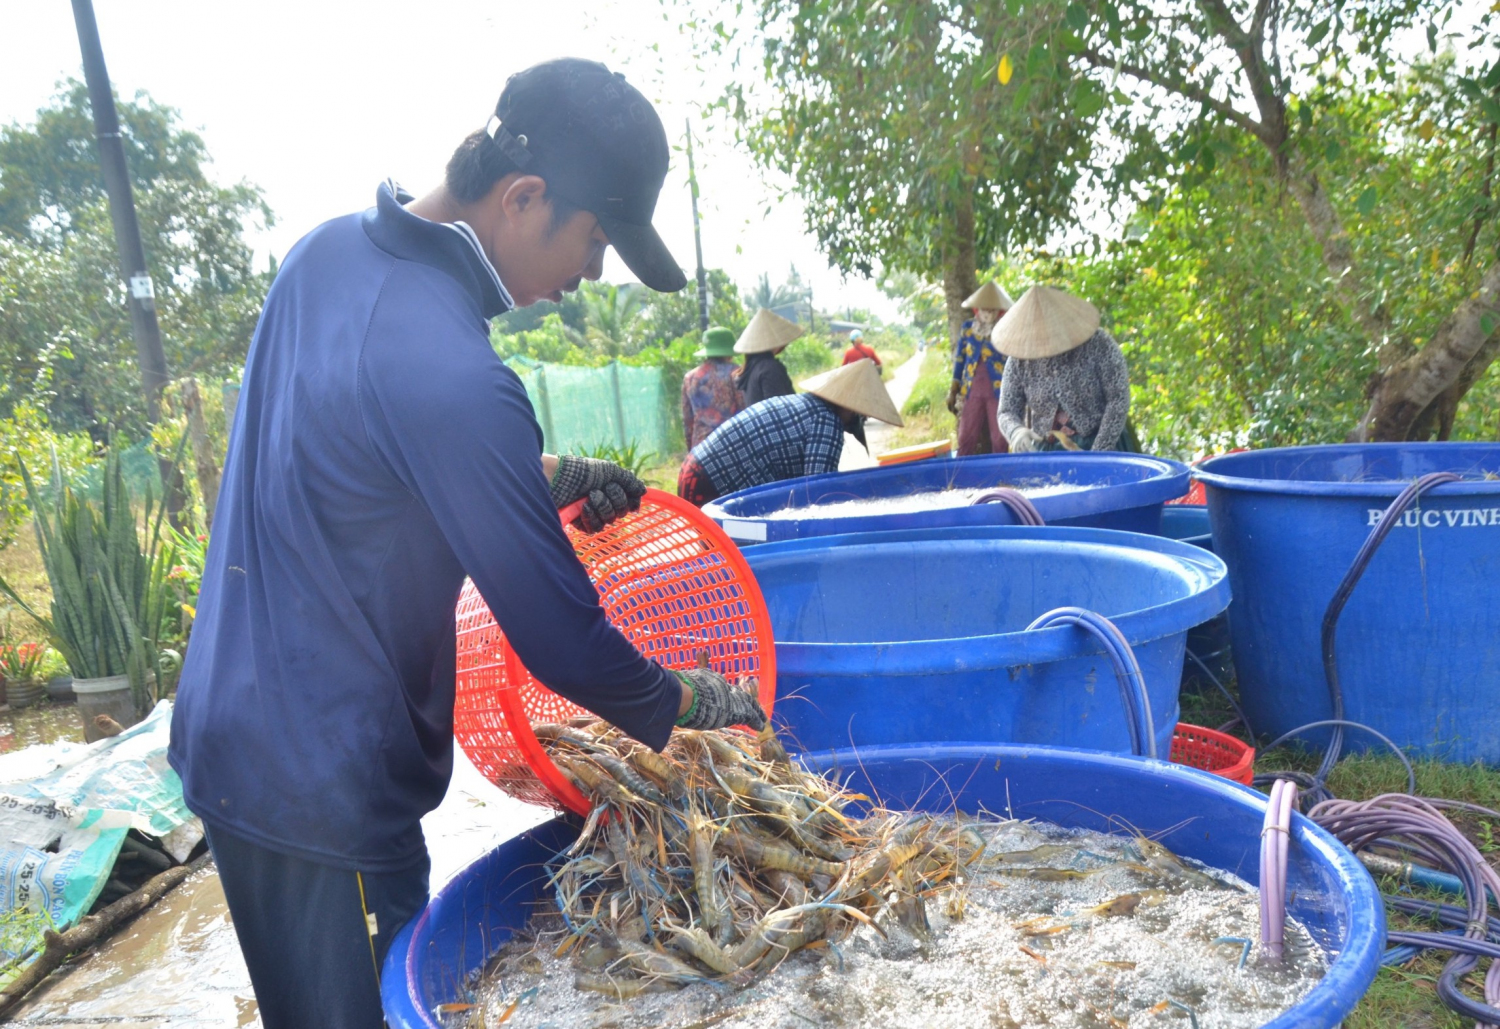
[491,312,586,365]
[1001,68,1500,454]
[638,267,749,344]
[0,82,207,245]
[581,283,647,359]
[696,0,1096,344]
[879,270,948,341]
[1011,0,1500,440]
[491,270,748,365]
[0,82,272,439]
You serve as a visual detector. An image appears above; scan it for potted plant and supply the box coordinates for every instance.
[0,450,177,740]
[0,640,46,709]
[39,648,73,703]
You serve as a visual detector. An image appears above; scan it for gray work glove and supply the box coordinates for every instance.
[673,668,768,731]
[1009,427,1045,453]
[549,456,647,533]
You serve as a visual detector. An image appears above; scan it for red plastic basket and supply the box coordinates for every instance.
[1169,722,1255,785]
[1167,449,1249,506]
[453,488,777,815]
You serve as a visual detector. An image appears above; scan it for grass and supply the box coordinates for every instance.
[1180,675,1500,1028]
[640,451,687,494]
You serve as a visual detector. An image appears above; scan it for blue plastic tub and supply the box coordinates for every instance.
[1197,443,1500,763]
[703,452,1189,544]
[382,744,1384,1029]
[1161,503,1213,549]
[742,525,1229,756]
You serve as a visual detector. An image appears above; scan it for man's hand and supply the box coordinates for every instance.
[1009,427,1045,453]
[672,668,767,731]
[549,455,647,532]
[945,383,961,415]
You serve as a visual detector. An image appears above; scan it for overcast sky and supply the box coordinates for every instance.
[0,0,902,321]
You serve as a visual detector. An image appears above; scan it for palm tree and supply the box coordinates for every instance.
[742,271,806,313]
[580,283,645,359]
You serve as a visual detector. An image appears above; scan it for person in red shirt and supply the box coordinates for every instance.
[841,329,882,373]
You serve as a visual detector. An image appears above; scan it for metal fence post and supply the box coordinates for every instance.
[609,361,628,448]
[535,365,557,452]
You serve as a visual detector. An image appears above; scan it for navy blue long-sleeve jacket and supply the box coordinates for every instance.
[168,183,680,872]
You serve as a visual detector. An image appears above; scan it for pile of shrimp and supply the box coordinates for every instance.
[534,718,987,999]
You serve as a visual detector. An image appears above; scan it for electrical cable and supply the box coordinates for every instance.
[1184,646,1254,740]
[970,487,1045,525]
[1026,607,1155,758]
[1258,719,1417,799]
[1312,472,1461,789]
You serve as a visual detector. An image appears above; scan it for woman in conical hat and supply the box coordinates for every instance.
[734,308,803,405]
[677,359,902,507]
[992,286,1130,452]
[947,280,1016,457]
[681,326,744,449]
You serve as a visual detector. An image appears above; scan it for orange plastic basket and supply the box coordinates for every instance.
[875,439,952,467]
[453,488,776,815]
[1169,722,1255,785]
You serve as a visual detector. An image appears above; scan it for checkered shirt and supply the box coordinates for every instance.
[691,393,845,496]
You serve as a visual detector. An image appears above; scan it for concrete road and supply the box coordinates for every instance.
[838,350,927,472]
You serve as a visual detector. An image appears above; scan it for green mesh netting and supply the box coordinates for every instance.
[509,360,672,458]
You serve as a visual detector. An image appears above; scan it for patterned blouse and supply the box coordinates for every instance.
[998,330,1130,451]
[691,393,844,496]
[681,359,744,449]
[951,318,1006,402]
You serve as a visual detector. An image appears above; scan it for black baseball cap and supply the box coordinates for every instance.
[486,59,687,293]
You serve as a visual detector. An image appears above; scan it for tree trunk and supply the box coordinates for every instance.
[940,189,979,360]
[181,378,220,528]
[1354,260,1500,441]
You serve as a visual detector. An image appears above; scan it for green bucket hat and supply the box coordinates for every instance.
[696,326,737,358]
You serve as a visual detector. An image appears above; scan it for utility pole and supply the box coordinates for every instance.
[71,0,169,424]
[684,119,709,333]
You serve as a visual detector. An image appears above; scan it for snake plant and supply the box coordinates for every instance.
[0,449,177,715]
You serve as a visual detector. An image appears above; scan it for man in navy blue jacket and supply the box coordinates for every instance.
[169,59,765,1028]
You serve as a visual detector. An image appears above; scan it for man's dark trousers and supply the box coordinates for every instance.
[206,824,430,1028]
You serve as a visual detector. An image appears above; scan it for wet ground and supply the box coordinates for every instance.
[0,697,89,752]
[3,720,549,1028]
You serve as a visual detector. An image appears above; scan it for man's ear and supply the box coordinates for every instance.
[496,174,549,223]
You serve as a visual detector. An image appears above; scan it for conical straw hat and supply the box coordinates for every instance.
[799,359,904,426]
[961,281,1014,311]
[989,285,1100,359]
[735,308,806,354]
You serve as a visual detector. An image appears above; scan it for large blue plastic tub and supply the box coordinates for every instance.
[1198,443,1500,763]
[703,452,1189,544]
[742,526,1229,756]
[382,744,1384,1029]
